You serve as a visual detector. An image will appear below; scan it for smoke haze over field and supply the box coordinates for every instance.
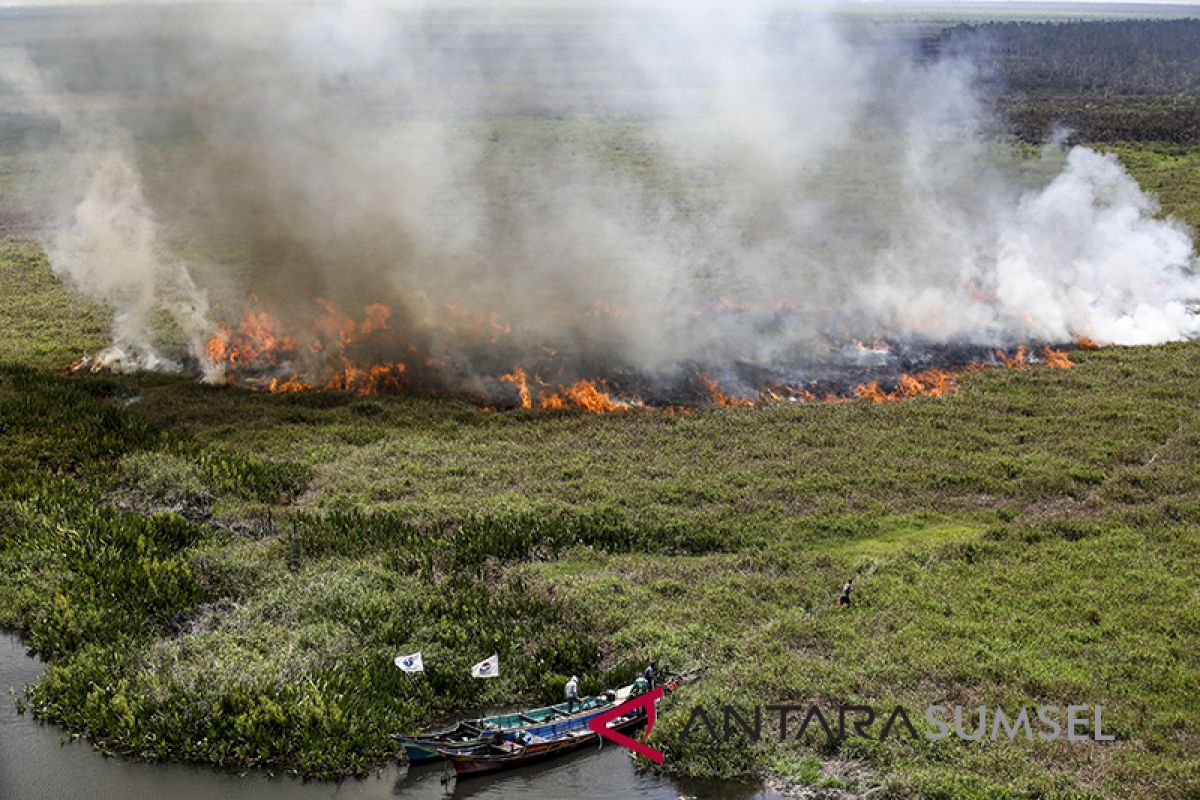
[2,1,1198,401]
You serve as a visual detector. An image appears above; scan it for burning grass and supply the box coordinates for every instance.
[194,293,1087,412]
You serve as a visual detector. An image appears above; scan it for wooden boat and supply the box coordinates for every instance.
[443,708,648,778]
[393,694,617,764]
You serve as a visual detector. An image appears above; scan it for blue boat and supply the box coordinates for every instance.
[394,694,616,763]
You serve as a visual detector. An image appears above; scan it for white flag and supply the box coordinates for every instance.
[470,654,499,678]
[394,652,424,673]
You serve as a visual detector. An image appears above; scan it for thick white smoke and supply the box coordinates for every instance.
[994,147,1198,346]
[2,0,1196,395]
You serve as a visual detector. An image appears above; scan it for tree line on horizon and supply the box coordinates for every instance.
[932,18,1200,142]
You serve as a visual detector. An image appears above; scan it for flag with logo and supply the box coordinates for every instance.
[394,652,424,673]
[470,654,499,678]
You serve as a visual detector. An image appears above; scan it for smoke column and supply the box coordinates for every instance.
[2,0,1197,400]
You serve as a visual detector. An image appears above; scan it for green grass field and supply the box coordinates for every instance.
[1,143,1198,798]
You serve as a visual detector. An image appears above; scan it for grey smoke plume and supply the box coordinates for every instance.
[0,46,211,372]
[2,0,1197,397]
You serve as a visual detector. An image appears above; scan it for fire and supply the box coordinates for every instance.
[853,368,956,404]
[324,360,408,393]
[541,379,637,413]
[199,295,1087,412]
[854,381,888,403]
[208,299,297,367]
[442,301,512,339]
[1041,347,1073,369]
[499,367,533,409]
[497,367,640,412]
[698,373,753,407]
[204,335,228,364]
[539,392,567,410]
[267,376,312,393]
[1073,336,1103,350]
[204,297,414,396]
[562,380,623,412]
[314,299,391,346]
[996,345,1027,368]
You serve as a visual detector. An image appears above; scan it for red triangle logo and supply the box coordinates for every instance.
[587,686,664,764]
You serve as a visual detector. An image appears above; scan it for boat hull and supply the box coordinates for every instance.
[395,695,618,764]
[449,715,647,778]
[403,742,453,764]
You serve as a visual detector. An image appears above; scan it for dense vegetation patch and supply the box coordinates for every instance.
[940,20,1200,97]
[283,506,728,570]
[934,20,1200,142]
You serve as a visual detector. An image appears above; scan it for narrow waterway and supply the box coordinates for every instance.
[2,634,782,800]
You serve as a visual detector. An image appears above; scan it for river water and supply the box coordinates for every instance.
[1,633,781,800]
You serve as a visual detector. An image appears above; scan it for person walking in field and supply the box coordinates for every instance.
[837,578,853,608]
[564,675,580,713]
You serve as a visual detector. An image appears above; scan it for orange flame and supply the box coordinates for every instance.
[204,298,413,396]
[202,295,1084,411]
[561,379,631,412]
[854,368,956,403]
[211,301,296,367]
[267,376,312,393]
[698,373,753,407]
[1041,347,1073,369]
[205,335,229,364]
[538,392,567,410]
[497,370,640,412]
[854,381,888,403]
[499,367,533,409]
[323,360,408,394]
[996,345,1027,369]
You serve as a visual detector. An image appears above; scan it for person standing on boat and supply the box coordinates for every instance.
[629,674,651,717]
[642,660,655,690]
[564,675,580,713]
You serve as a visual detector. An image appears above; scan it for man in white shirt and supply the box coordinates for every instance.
[565,675,580,713]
